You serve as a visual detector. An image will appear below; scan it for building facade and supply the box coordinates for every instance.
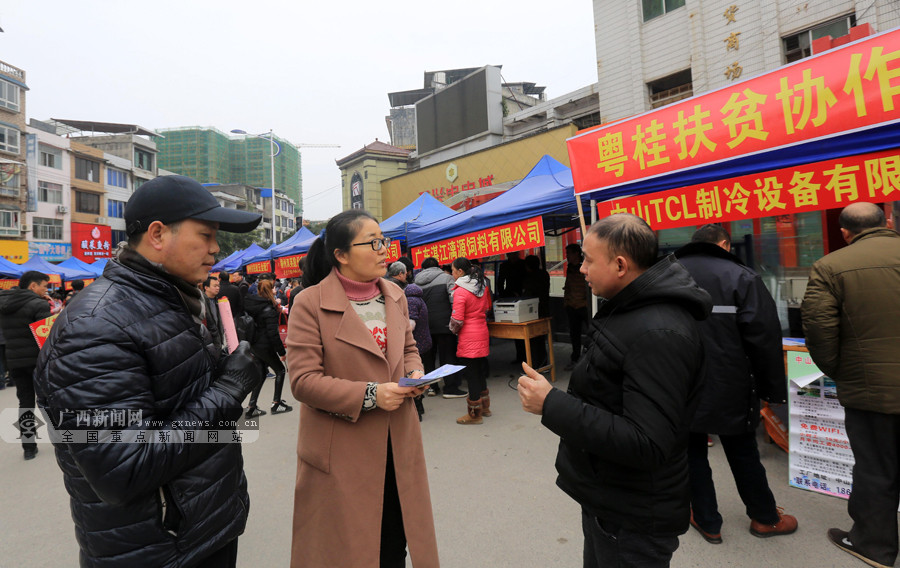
[0,59,28,261]
[27,121,72,261]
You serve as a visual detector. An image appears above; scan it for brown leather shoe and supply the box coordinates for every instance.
[690,512,722,544]
[750,507,798,538]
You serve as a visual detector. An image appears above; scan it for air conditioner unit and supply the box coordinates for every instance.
[57,205,69,213]
[20,224,29,232]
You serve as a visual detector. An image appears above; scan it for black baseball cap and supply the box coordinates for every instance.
[125,175,262,236]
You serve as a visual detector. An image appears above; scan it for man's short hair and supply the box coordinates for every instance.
[219,270,231,280]
[202,276,218,288]
[691,224,731,246]
[565,243,582,254]
[589,214,658,270]
[19,271,49,289]
[421,257,440,270]
[388,262,407,278]
[839,202,886,234]
[71,279,85,291]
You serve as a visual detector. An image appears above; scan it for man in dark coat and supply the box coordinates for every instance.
[217,270,244,320]
[34,175,263,568]
[676,224,797,544]
[519,214,712,567]
[0,270,51,460]
[414,256,465,397]
[201,275,225,353]
[803,202,900,568]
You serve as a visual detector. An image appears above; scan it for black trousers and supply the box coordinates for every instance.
[688,431,778,533]
[458,356,488,401]
[582,509,679,568]
[194,538,238,568]
[11,366,36,451]
[566,306,589,362]
[249,345,286,407]
[844,407,900,566]
[421,334,461,390]
[381,437,407,568]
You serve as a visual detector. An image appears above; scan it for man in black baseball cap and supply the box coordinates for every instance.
[34,174,263,568]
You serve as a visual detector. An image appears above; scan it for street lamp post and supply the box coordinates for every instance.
[231,129,281,245]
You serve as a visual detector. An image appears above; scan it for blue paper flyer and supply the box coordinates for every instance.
[398,364,466,387]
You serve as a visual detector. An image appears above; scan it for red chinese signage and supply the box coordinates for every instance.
[597,148,900,229]
[0,279,18,289]
[72,223,112,261]
[420,174,495,200]
[274,254,305,279]
[385,240,401,263]
[410,216,544,268]
[568,28,900,195]
[245,260,271,275]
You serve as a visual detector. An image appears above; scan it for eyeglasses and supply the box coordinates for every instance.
[352,237,392,251]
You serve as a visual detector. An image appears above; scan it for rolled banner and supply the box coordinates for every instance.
[217,297,240,353]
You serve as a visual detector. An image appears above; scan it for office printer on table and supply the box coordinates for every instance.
[492,297,539,323]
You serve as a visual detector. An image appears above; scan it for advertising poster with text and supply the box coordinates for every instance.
[787,353,853,500]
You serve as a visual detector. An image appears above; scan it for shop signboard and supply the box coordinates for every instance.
[385,240,401,264]
[274,254,305,279]
[72,223,112,261]
[245,260,271,275]
[787,351,854,500]
[29,241,71,262]
[569,28,900,195]
[0,239,28,262]
[597,147,900,228]
[410,216,544,268]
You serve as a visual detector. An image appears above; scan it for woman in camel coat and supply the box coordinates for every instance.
[287,210,439,568]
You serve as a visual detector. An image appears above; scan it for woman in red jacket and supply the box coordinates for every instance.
[449,257,493,425]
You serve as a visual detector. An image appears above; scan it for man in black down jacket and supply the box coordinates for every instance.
[676,224,797,545]
[0,270,51,460]
[518,214,712,567]
[34,175,263,568]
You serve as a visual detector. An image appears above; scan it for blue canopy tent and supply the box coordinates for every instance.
[267,233,318,258]
[242,226,316,265]
[407,155,590,247]
[58,257,103,277]
[212,243,266,273]
[90,258,110,275]
[380,192,456,242]
[0,256,24,278]
[18,256,94,280]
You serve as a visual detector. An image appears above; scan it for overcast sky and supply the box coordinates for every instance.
[4,1,598,220]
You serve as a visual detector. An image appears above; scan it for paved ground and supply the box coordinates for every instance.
[0,340,881,567]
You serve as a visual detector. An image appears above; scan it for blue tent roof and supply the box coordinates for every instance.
[0,256,23,278]
[407,155,588,246]
[58,257,104,277]
[18,256,94,280]
[242,227,316,264]
[380,192,456,242]
[91,258,110,275]
[212,243,266,272]
[268,234,317,258]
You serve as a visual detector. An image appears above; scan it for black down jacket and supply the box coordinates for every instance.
[541,255,711,537]
[244,294,285,358]
[0,287,51,370]
[34,257,249,568]
[676,242,786,435]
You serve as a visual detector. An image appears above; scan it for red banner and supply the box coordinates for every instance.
[597,148,900,229]
[411,216,544,268]
[29,314,59,348]
[72,222,112,261]
[0,279,17,289]
[385,241,401,263]
[274,254,305,279]
[569,28,900,195]
[245,260,271,275]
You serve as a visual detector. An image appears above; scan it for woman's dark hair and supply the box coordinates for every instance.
[451,257,487,290]
[303,209,379,287]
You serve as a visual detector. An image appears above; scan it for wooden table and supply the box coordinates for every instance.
[487,317,556,382]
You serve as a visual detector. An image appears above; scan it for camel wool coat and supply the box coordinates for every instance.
[287,270,440,568]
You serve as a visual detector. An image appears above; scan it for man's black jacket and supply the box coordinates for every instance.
[542,255,711,536]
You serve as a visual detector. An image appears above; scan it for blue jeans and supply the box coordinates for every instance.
[582,509,679,568]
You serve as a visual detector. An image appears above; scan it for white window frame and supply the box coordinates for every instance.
[0,210,19,236]
[38,180,63,204]
[33,216,63,240]
[39,144,63,169]
[0,125,20,154]
[0,78,20,112]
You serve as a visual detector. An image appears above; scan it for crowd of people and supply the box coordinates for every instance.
[0,172,894,568]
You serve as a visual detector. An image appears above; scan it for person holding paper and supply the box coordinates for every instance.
[0,270,51,461]
[289,209,439,568]
[518,214,711,568]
